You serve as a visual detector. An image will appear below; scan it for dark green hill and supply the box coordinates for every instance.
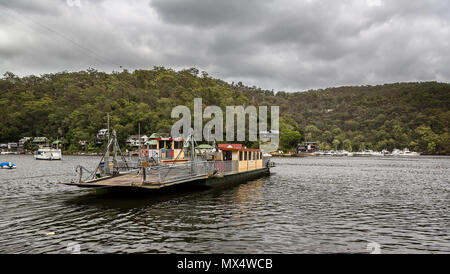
[0,68,448,154]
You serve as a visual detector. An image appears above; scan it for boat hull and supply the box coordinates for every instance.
[202,167,270,188]
[65,167,271,195]
[35,157,62,160]
[293,152,316,157]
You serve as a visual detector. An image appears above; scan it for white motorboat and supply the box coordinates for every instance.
[389,148,420,157]
[400,148,420,157]
[354,150,371,156]
[370,150,383,157]
[337,150,353,156]
[354,150,383,157]
[34,148,62,160]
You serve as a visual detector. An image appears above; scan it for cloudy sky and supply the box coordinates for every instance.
[0,0,449,91]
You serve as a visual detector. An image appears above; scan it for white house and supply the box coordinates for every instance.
[126,135,149,147]
[96,129,108,144]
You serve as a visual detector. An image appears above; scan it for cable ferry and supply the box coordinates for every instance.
[61,130,273,192]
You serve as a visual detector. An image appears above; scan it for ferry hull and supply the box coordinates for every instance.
[64,167,271,195]
[202,167,270,188]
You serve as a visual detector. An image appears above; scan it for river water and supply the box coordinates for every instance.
[0,155,448,254]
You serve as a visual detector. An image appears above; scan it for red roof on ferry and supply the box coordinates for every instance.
[220,147,261,152]
[218,144,261,152]
[218,144,242,149]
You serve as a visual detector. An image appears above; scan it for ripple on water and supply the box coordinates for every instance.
[0,155,449,253]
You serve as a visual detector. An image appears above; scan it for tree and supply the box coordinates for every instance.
[280,129,302,152]
[23,139,37,151]
[332,139,341,150]
[304,125,321,141]
[0,70,448,155]
[342,139,352,151]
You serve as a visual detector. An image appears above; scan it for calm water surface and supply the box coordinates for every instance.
[0,155,448,253]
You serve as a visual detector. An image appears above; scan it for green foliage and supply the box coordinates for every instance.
[280,129,302,152]
[0,69,448,154]
[23,139,37,151]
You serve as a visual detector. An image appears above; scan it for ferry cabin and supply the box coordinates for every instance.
[142,136,185,160]
[215,144,264,173]
[63,142,271,191]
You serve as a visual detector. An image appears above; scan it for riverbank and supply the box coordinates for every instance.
[270,153,449,157]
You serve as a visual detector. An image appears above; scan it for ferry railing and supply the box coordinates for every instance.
[115,160,140,171]
[142,161,212,184]
[212,160,238,175]
[142,160,241,185]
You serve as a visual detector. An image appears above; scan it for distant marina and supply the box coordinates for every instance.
[271,141,422,157]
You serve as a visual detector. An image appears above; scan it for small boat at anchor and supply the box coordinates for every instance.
[34,148,62,160]
[0,162,16,169]
[389,148,420,157]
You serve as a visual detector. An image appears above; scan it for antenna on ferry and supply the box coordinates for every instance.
[105,113,111,175]
[138,122,141,162]
[107,112,110,145]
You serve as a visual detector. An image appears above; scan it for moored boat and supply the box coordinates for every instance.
[388,148,420,157]
[354,150,383,157]
[34,148,62,160]
[397,148,420,157]
[0,162,16,169]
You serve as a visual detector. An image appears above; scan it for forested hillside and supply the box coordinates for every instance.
[0,68,448,154]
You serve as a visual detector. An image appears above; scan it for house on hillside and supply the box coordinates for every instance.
[8,143,18,151]
[32,137,49,148]
[126,135,149,147]
[18,137,32,150]
[297,142,319,153]
[96,129,108,144]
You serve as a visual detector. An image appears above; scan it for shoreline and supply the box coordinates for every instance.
[270,154,449,157]
[2,152,448,157]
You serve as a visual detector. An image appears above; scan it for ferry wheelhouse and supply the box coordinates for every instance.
[141,135,187,163]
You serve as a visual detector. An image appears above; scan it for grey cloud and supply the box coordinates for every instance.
[0,0,63,15]
[0,0,448,91]
[150,0,272,28]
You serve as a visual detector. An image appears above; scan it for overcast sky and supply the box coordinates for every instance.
[0,0,449,91]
